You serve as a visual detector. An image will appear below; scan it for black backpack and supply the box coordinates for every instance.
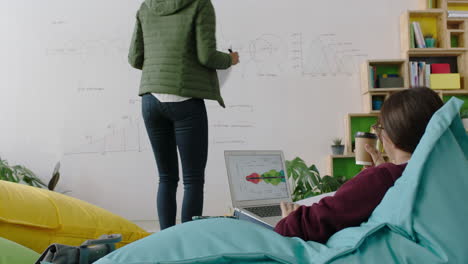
[35,234,121,264]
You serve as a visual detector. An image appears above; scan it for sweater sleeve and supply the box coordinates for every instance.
[128,11,144,70]
[274,164,402,243]
[195,0,232,70]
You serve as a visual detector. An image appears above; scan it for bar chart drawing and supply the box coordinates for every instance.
[64,115,149,156]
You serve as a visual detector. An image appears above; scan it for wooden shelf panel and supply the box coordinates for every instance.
[436,89,468,94]
[449,29,466,34]
[408,48,467,56]
[367,59,407,64]
[408,9,445,15]
[447,17,468,20]
[366,87,408,93]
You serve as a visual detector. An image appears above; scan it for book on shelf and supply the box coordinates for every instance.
[425,65,431,88]
[410,24,416,49]
[411,22,426,48]
[418,61,426,87]
[448,11,468,18]
[410,62,417,87]
[428,0,433,8]
[431,63,451,74]
[369,66,377,88]
[410,61,432,88]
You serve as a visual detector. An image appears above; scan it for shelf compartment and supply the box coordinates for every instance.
[401,10,447,52]
[360,60,408,94]
[448,1,468,11]
[327,155,364,179]
[408,55,466,89]
[449,30,466,48]
[363,92,392,113]
[408,55,460,73]
[447,19,466,30]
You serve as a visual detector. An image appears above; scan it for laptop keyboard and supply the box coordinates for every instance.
[245,205,282,218]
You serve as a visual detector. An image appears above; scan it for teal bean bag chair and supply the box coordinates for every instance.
[95,98,468,264]
[0,237,40,264]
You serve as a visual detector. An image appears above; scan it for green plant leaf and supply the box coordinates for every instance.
[287,157,350,200]
[309,165,320,176]
[0,160,47,188]
[307,171,320,187]
[303,191,316,199]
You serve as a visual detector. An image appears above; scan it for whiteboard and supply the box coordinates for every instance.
[0,0,418,221]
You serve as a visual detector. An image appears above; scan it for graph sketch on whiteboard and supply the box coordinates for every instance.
[241,34,288,78]
[291,33,368,77]
[64,116,149,156]
[64,99,150,156]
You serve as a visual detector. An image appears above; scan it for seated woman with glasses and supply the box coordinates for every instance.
[275,87,444,243]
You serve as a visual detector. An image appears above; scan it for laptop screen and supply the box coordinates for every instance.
[226,153,289,202]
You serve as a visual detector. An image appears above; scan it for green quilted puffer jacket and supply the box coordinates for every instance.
[129,0,232,107]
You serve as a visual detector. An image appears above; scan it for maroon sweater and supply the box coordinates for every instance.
[274,163,407,243]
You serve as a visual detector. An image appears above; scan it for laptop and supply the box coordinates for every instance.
[225,150,293,228]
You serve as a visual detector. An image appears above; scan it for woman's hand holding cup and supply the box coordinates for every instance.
[364,143,385,167]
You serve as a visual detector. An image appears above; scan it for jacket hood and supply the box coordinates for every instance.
[144,0,195,16]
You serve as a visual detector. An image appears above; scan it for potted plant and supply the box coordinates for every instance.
[0,158,61,190]
[331,138,345,155]
[461,110,468,131]
[286,157,348,202]
[424,33,436,48]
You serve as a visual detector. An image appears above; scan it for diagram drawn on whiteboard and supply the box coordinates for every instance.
[64,99,150,156]
[291,33,368,77]
[242,34,288,78]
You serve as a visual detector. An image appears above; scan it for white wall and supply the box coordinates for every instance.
[0,0,418,222]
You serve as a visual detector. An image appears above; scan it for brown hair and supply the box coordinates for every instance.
[379,87,443,153]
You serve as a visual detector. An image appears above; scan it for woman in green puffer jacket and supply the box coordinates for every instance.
[129,0,239,230]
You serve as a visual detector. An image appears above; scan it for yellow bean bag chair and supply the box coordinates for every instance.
[0,181,150,253]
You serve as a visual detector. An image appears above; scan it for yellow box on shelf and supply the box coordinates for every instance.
[430,73,461,89]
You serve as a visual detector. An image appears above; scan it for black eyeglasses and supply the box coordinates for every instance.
[371,123,384,136]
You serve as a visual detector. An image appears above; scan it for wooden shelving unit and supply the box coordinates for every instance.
[328,0,468,179]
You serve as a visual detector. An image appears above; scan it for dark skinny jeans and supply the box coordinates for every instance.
[142,94,208,230]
